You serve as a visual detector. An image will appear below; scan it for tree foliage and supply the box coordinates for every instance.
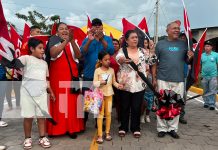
[15,10,60,34]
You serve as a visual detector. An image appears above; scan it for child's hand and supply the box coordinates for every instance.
[50,91,56,102]
[118,84,124,90]
[100,80,107,85]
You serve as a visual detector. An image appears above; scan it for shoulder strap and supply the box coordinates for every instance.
[122,47,160,98]
[63,49,73,78]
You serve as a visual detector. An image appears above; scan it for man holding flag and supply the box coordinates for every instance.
[154,21,194,139]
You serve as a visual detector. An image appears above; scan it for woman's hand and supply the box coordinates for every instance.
[149,40,155,49]
[118,56,132,64]
[47,88,56,102]
[68,29,74,42]
[87,29,95,41]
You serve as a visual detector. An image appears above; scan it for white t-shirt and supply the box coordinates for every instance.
[18,55,49,96]
[19,55,49,81]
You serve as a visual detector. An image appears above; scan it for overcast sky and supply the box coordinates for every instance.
[2,0,218,36]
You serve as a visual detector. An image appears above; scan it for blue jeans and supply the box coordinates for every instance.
[0,81,7,120]
[201,77,217,108]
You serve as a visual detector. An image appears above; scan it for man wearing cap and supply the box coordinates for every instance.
[154,21,194,139]
[201,41,218,110]
[80,18,114,127]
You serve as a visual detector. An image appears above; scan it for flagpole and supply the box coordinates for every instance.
[193,28,207,51]
[181,0,191,51]
[154,0,159,44]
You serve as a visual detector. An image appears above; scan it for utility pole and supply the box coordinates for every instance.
[154,0,159,44]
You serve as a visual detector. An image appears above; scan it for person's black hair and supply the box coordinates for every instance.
[112,38,120,46]
[98,51,109,60]
[28,38,43,54]
[30,25,41,31]
[92,18,103,26]
[95,51,109,68]
[144,38,150,49]
[56,22,67,31]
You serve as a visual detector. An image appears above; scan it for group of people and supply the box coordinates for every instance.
[0,18,217,149]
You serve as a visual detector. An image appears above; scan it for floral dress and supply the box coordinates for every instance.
[116,47,157,93]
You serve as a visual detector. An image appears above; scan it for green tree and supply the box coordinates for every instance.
[15,10,60,34]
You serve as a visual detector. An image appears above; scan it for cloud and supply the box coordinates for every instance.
[64,13,87,27]
[2,0,218,36]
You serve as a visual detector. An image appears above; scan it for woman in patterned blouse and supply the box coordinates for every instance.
[116,30,157,138]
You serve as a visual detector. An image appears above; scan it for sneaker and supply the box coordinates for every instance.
[0,145,6,150]
[145,115,151,123]
[158,131,166,138]
[204,105,209,108]
[168,130,180,139]
[140,115,145,123]
[179,118,187,124]
[38,137,51,148]
[23,138,32,149]
[209,107,215,110]
[0,121,8,127]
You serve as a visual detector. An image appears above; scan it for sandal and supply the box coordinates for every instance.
[38,137,51,148]
[0,121,8,127]
[96,136,104,144]
[118,130,126,137]
[105,133,112,141]
[133,131,141,138]
[23,138,32,149]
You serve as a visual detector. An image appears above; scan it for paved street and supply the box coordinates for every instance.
[0,92,218,150]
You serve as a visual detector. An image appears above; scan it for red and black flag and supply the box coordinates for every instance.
[0,0,13,62]
[0,1,24,69]
[138,17,150,37]
[186,29,207,91]
[182,0,193,51]
[122,18,148,48]
[10,25,23,79]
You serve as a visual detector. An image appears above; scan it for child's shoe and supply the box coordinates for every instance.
[23,138,32,149]
[145,115,151,123]
[39,137,51,148]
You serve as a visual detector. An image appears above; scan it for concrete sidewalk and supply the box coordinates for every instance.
[0,92,218,150]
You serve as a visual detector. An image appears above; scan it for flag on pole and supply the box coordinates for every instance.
[186,29,207,91]
[87,15,92,32]
[20,23,30,55]
[51,22,57,35]
[0,0,14,62]
[110,32,114,39]
[122,18,150,47]
[138,17,150,37]
[182,0,193,51]
[10,25,23,79]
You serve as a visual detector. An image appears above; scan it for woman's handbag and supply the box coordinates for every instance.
[64,49,81,94]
